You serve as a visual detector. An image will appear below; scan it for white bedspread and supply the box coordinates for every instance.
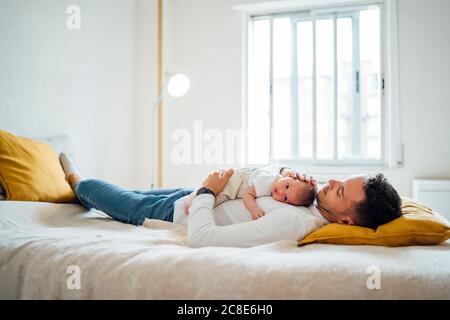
[0,201,449,299]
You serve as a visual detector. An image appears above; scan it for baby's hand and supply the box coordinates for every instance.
[250,208,265,220]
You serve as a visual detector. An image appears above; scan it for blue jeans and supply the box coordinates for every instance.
[73,179,194,226]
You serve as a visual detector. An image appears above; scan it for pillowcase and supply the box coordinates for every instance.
[298,197,450,247]
[0,130,75,203]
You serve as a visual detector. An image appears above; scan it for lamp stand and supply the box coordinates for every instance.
[151,73,171,190]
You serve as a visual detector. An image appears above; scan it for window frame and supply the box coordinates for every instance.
[240,0,401,173]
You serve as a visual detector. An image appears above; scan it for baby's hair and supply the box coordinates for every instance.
[297,184,317,207]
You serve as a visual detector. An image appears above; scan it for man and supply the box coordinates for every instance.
[186,168,402,247]
[60,154,402,248]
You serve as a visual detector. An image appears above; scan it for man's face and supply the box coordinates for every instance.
[316,175,367,225]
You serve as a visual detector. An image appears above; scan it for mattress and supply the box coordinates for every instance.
[0,200,449,299]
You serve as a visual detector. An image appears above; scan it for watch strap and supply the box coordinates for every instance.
[196,187,215,197]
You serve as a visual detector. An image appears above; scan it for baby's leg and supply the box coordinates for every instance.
[214,192,232,207]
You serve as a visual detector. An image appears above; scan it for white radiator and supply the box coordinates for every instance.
[412,179,450,220]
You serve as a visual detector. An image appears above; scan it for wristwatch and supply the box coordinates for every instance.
[196,187,216,197]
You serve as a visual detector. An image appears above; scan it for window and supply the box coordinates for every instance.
[246,5,385,167]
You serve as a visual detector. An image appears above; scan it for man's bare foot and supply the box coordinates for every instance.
[67,173,83,188]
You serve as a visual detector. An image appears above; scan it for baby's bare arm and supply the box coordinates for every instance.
[243,186,265,220]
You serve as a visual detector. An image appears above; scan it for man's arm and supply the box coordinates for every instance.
[186,169,305,247]
[187,196,304,248]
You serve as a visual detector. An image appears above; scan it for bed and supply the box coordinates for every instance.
[1,200,449,299]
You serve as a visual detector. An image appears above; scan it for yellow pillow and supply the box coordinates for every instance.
[298,197,450,247]
[0,130,75,203]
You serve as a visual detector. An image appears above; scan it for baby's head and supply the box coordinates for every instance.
[271,177,317,206]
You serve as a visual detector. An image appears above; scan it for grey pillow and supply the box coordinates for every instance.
[35,135,75,157]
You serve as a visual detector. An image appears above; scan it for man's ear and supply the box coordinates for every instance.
[344,219,356,226]
[337,215,356,226]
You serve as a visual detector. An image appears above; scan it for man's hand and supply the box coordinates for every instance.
[281,168,316,186]
[295,171,317,186]
[202,169,234,195]
[283,170,298,179]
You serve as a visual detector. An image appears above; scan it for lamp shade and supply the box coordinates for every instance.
[167,74,190,98]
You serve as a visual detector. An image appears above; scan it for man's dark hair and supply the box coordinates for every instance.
[354,174,402,229]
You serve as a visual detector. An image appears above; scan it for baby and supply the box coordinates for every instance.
[184,167,317,220]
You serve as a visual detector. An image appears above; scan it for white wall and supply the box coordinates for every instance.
[163,0,243,188]
[1,0,449,195]
[0,0,157,189]
[163,0,450,195]
[388,0,450,195]
[134,0,158,189]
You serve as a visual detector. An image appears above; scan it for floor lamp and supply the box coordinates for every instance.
[151,72,190,189]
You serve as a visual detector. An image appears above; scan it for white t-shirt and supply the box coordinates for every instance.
[247,168,280,197]
[171,194,330,248]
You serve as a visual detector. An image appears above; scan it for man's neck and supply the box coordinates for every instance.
[314,203,335,223]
